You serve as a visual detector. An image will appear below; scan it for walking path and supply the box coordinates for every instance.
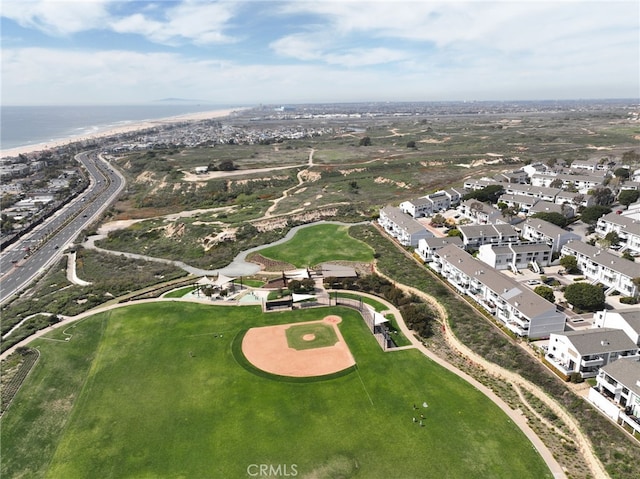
[348,289,568,479]
[3,218,607,478]
[65,251,91,286]
[371,266,607,479]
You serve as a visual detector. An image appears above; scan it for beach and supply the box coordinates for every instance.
[1,107,245,158]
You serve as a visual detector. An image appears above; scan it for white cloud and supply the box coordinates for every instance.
[1,0,111,35]
[110,0,239,45]
[3,45,637,106]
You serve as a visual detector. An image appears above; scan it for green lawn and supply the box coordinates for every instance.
[285,322,339,350]
[163,285,196,298]
[1,302,552,479]
[258,224,375,267]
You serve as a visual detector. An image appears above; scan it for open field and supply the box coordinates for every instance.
[1,302,552,478]
[256,223,375,268]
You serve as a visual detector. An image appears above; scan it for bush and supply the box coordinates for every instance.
[620,297,638,305]
[564,282,605,311]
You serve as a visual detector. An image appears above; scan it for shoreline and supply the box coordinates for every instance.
[1,107,250,158]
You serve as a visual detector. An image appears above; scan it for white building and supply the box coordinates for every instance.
[593,310,640,346]
[430,244,566,338]
[415,236,463,262]
[458,223,520,249]
[378,206,433,247]
[521,219,580,253]
[561,241,639,297]
[545,328,638,379]
[477,243,552,271]
[595,212,640,255]
[589,357,640,436]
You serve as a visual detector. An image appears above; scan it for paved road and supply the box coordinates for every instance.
[0,151,125,304]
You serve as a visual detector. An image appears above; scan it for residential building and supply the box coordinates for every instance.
[415,236,463,262]
[504,184,561,202]
[399,197,433,218]
[594,310,640,346]
[589,357,640,435]
[529,200,575,218]
[430,244,566,338]
[477,243,552,271]
[561,241,639,297]
[463,178,500,191]
[458,200,504,224]
[531,172,606,194]
[458,223,520,249]
[522,219,580,253]
[595,212,640,255]
[399,189,458,218]
[545,328,638,379]
[378,206,432,247]
[497,193,538,214]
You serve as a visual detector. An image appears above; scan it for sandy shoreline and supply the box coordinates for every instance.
[1,107,249,158]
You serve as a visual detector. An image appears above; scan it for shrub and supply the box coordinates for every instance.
[620,297,638,305]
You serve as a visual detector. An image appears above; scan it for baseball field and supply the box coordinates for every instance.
[0,301,553,478]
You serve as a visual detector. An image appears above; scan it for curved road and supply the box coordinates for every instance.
[0,151,125,304]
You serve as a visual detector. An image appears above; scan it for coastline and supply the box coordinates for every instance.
[1,107,248,158]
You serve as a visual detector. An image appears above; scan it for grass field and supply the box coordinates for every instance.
[285,322,339,350]
[0,302,552,478]
[257,224,375,267]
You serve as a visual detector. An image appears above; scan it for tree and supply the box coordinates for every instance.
[591,187,614,206]
[462,185,504,203]
[564,283,605,311]
[359,136,371,146]
[218,160,236,171]
[580,205,611,224]
[447,228,462,238]
[534,285,555,303]
[550,178,564,188]
[530,212,568,228]
[613,167,630,180]
[559,255,579,274]
[406,140,416,148]
[618,189,639,207]
[430,213,446,227]
[604,231,620,246]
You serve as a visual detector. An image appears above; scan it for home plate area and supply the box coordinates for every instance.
[241,316,355,377]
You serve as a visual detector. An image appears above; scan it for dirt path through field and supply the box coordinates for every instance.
[371,265,607,479]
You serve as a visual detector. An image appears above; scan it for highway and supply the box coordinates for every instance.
[0,151,125,304]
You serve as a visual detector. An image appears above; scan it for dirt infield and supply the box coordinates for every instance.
[241,316,355,377]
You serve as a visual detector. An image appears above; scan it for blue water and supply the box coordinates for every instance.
[0,104,240,150]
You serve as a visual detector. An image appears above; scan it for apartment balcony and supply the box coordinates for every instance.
[545,354,573,375]
[506,321,528,336]
[509,315,531,329]
[598,379,622,396]
[581,356,605,368]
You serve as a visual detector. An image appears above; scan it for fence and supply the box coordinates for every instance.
[334,296,390,351]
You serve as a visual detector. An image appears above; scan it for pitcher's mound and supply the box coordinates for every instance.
[242,316,355,378]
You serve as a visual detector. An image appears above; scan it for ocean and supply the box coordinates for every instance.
[0,104,237,151]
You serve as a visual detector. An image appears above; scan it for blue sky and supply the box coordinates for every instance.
[1,0,638,105]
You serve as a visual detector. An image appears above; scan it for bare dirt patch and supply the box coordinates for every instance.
[241,316,355,377]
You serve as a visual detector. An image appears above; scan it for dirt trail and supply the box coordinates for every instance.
[265,148,315,217]
[372,265,607,479]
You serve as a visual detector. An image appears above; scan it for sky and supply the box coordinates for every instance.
[1,0,638,105]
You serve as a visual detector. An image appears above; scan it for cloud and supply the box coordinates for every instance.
[3,45,637,106]
[110,0,239,45]
[1,0,111,35]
